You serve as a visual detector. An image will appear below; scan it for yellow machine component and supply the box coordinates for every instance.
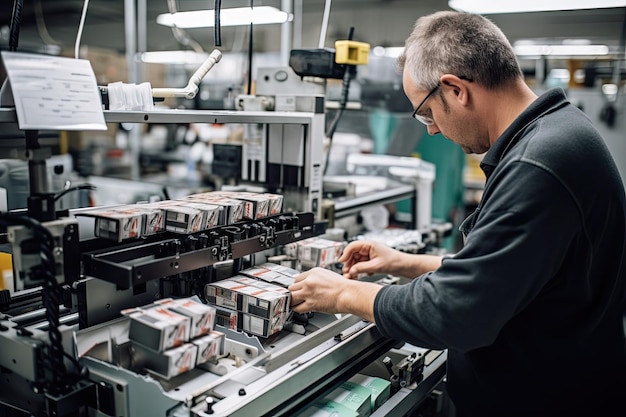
[334,40,370,65]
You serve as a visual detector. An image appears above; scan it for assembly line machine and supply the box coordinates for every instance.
[0,53,448,416]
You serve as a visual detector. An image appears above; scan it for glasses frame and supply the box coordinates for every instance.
[411,76,473,125]
[411,82,441,125]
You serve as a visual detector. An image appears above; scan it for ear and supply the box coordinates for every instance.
[440,74,470,106]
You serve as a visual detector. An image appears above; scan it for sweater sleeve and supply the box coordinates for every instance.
[373,160,581,352]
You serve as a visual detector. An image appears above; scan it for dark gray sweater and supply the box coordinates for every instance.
[374,88,626,416]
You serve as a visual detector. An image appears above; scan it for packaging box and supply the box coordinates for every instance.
[204,279,246,310]
[177,201,221,229]
[133,342,197,380]
[346,374,391,412]
[78,208,144,242]
[155,200,206,234]
[236,284,290,320]
[323,384,372,417]
[285,237,346,271]
[258,262,300,279]
[294,401,359,417]
[262,193,284,215]
[232,275,292,308]
[185,195,244,224]
[132,204,166,236]
[239,265,295,288]
[157,298,216,338]
[191,330,224,365]
[241,310,290,338]
[232,193,271,219]
[127,306,191,352]
[213,305,238,330]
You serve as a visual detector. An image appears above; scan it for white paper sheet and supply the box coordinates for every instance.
[1,51,107,131]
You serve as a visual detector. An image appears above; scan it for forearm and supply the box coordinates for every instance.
[390,253,443,279]
[337,280,382,323]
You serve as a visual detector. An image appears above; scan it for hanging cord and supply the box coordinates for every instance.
[74,0,90,59]
[214,0,222,47]
[167,0,204,53]
[318,0,332,48]
[0,214,72,394]
[247,0,254,95]
[323,27,355,175]
[8,0,23,52]
[34,0,61,47]
[54,183,96,202]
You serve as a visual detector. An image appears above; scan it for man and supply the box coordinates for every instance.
[288,11,626,417]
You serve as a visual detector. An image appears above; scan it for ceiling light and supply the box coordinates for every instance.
[156,6,293,28]
[448,0,626,14]
[513,44,610,57]
[139,51,210,65]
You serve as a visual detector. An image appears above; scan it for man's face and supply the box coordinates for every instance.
[402,69,490,155]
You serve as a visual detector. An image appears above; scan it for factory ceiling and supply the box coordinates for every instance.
[1,0,624,57]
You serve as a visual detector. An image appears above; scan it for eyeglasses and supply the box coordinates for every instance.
[411,76,473,125]
[411,82,441,125]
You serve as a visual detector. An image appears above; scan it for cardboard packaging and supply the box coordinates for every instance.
[323,384,372,417]
[133,342,197,379]
[346,374,392,412]
[241,310,290,338]
[156,298,216,338]
[126,306,191,352]
[192,330,224,365]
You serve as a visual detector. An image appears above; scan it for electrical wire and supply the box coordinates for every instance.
[34,0,61,47]
[214,0,222,47]
[54,183,96,202]
[0,213,70,394]
[74,0,90,59]
[8,0,23,52]
[323,27,356,175]
[318,0,332,48]
[247,0,254,95]
[167,0,204,53]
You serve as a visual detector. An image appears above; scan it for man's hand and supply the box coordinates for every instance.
[288,267,381,322]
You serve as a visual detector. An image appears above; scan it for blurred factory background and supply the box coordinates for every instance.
[1,0,625,251]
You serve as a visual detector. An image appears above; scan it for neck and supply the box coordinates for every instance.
[484,80,538,145]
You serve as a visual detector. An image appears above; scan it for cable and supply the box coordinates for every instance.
[318,0,332,48]
[247,0,254,95]
[0,213,69,394]
[167,0,204,53]
[34,0,61,47]
[214,0,222,47]
[74,0,90,59]
[54,183,96,202]
[323,27,356,175]
[9,0,23,52]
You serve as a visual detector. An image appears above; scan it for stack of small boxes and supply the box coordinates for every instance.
[124,297,223,379]
[205,263,300,338]
[76,191,283,242]
[284,237,347,271]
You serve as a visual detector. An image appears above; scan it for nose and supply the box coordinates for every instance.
[427,123,441,136]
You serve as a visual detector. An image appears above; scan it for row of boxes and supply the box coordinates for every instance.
[284,237,346,271]
[205,277,291,338]
[77,191,284,242]
[205,263,299,338]
[123,297,224,379]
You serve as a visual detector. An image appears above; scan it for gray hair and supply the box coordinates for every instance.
[398,11,522,90]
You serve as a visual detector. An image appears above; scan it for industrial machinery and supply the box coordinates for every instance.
[0,45,449,416]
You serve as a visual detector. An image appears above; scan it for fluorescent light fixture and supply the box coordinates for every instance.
[372,46,405,58]
[139,51,210,64]
[449,0,626,14]
[513,44,610,57]
[156,6,292,28]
